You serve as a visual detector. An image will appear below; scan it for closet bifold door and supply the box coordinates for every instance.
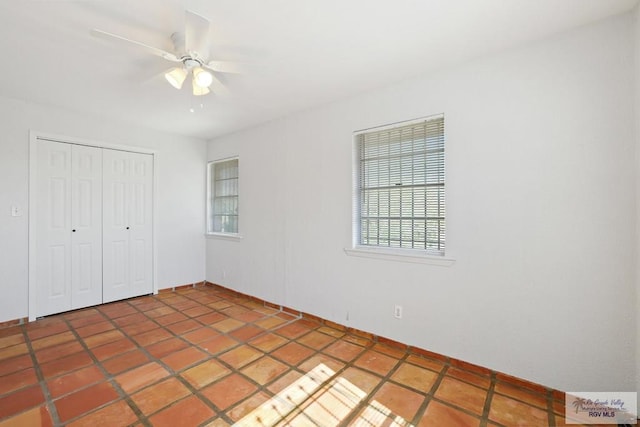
[70,144,103,309]
[103,149,153,303]
[35,141,103,317]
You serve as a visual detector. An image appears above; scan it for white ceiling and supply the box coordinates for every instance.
[0,0,637,140]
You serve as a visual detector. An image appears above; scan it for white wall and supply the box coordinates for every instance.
[0,96,206,323]
[207,12,637,394]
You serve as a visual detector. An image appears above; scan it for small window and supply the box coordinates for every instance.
[354,115,445,254]
[207,158,239,234]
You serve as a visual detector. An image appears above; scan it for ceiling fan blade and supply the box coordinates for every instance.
[91,29,180,63]
[185,10,210,59]
[205,61,244,74]
[209,73,230,96]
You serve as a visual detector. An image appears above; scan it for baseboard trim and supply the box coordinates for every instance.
[158,281,208,293]
[201,281,551,397]
[0,317,27,330]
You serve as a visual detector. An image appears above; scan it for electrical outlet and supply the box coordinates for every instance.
[394,305,403,319]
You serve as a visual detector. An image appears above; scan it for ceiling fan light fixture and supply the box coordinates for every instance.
[192,66,213,88]
[165,67,188,89]
[192,78,210,96]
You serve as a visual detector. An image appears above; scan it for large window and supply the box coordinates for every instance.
[207,158,239,234]
[355,115,445,254]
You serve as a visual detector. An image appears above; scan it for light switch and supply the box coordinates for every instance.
[11,206,21,217]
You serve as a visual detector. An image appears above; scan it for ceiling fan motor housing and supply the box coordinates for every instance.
[183,57,201,69]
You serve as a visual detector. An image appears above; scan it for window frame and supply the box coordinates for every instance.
[206,156,241,239]
[348,114,453,265]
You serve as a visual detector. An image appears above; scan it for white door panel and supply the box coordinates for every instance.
[76,243,93,291]
[129,153,153,296]
[103,149,130,303]
[36,141,72,316]
[70,144,102,309]
[103,150,153,303]
[49,245,67,297]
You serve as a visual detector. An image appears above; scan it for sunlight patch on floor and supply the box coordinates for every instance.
[233,363,414,427]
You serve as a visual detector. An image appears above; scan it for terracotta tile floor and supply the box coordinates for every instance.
[0,286,584,426]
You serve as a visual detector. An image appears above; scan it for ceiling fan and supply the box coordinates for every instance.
[91,10,241,96]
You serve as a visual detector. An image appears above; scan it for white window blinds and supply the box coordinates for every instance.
[208,158,239,234]
[356,115,445,254]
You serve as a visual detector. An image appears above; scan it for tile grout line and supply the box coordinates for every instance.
[58,309,148,426]
[198,310,324,424]
[159,291,306,425]
[383,352,491,425]
[104,297,181,427]
[134,293,233,426]
[338,348,411,426]
[98,297,180,426]
[218,292,338,423]
[256,329,365,426]
[179,296,364,425]
[122,289,313,425]
[415,359,498,425]
[479,372,498,427]
[150,290,269,426]
[20,323,63,427]
[265,328,364,423]
[547,388,557,427]
[168,288,299,424]
[409,363,450,425]
[118,294,237,425]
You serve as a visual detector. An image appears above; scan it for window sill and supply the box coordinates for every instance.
[344,246,455,266]
[206,232,243,241]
